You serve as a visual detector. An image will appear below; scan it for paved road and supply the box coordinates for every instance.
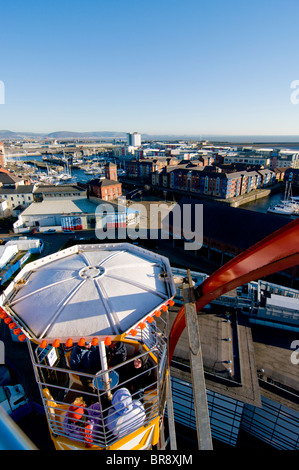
[1,228,219,275]
[0,229,96,255]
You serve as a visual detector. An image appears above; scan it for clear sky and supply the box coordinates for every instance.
[1,0,299,137]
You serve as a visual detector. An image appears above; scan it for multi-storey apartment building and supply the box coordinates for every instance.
[125,157,178,181]
[271,150,299,169]
[134,148,166,159]
[224,151,271,167]
[157,166,275,199]
[127,132,141,147]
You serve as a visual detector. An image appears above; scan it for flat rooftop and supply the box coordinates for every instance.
[20,198,104,216]
[251,324,299,411]
[33,184,85,193]
[168,304,262,407]
[168,301,299,412]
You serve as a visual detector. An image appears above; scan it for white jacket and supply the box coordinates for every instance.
[106,387,146,439]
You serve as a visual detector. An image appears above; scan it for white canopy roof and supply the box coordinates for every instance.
[1,243,175,343]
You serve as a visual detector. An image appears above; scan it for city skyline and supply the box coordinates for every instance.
[1,0,299,136]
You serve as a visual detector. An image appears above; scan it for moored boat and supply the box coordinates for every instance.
[267,203,294,215]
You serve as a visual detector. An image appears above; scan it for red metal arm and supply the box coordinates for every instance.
[169,218,299,363]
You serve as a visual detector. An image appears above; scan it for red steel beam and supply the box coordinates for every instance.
[169,218,299,363]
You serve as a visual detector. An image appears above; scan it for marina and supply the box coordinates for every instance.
[4,153,297,216]
[5,153,110,186]
[266,181,299,216]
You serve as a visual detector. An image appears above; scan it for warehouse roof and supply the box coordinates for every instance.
[20,198,104,216]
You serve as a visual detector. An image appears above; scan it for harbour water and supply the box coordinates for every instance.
[242,192,285,213]
[9,154,105,185]
[241,190,298,220]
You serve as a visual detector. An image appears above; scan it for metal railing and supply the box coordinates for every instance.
[27,322,168,448]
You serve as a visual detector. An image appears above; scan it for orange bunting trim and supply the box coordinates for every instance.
[65,338,73,348]
[130,329,137,336]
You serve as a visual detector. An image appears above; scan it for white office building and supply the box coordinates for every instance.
[127,132,141,147]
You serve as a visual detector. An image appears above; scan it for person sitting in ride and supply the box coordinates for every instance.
[124,353,153,400]
[86,401,105,445]
[63,397,93,448]
[70,341,101,392]
[106,387,146,440]
[70,341,127,375]
[70,341,101,375]
[107,341,127,368]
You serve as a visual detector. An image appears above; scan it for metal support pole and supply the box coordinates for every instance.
[98,341,112,400]
[166,305,177,450]
[166,370,177,450]
[183,269,213,450]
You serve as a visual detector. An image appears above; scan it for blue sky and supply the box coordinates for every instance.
[1,0,299,136]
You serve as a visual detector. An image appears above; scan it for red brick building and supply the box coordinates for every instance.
[87,163,122,201]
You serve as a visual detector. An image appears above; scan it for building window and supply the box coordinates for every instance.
[204,176,209,192]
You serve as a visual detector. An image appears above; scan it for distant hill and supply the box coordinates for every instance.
[47,131,128,139]
[0,130,23,139]
[0,129,129,141]
[0,130,46,140]
[1,129,299,145]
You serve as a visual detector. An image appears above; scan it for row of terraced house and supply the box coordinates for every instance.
[124,158,278,199]
[163,165,276,198]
